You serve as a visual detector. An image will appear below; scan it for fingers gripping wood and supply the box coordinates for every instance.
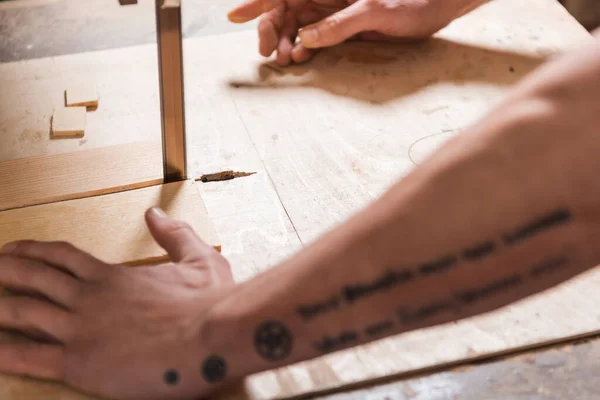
[2,241,101,280]
[0,255,81,308]
[0,297,73,342]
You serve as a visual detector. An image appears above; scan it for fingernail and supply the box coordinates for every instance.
[299,29,318,47]
[227,12,248,23]
[151,207,167,218]
[1,242,17,254]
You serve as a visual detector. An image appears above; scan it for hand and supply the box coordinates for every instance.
[0,208,234,400]
[228,0,476,65]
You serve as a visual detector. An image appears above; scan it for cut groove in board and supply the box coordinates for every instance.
[0,140,163,212]
[0,180,220,265]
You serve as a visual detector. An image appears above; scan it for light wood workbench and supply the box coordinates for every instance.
[1,0,600,399]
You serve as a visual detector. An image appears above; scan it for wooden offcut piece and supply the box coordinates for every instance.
[0,141,163,212]
[51,107,86,138]
[0,180,220,265]
[65,83,99,110]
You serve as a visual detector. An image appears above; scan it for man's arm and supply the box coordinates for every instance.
[199,37,600,388]
[0,20,599,400]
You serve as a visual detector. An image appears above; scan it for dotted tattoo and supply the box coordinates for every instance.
[254,320,293,361]
[164,369,180,385]
[202,355,227,383]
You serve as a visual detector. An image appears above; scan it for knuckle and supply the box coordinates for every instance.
[325,13,344,30]
[51,241,76,258]
[4,240,31,256]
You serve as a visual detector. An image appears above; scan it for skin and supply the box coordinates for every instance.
[227,0,492,65]
[0,3,599,400]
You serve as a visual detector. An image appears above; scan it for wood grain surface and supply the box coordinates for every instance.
[0,141,163,212]
[0,180,220,265]
[0,0,597,399]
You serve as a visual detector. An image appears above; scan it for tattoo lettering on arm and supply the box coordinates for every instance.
[397,301,457,325]
[364,319,395,336]
[343,269,414,304]
[313,330,359,353]
[201,355,227,383]
[504,208,572,246]
[418,255,457,275]
[296,295,341,321]
[462,241,496,261]
[455,274,523,304]
[254,321,293,361]
[530,254,570,277]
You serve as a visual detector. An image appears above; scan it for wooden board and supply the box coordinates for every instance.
[0,0,597,399]
[0,180,220,265]
[51,106,86,138]
[0,140,163,212]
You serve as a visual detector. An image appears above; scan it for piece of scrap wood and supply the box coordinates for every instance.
[65,83,99,110]
[0,140,163,212]
[196,170,257,183]
[51,107,86,138]
[0,180,220,265]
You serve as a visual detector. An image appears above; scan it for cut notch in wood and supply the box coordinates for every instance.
[51,107,86,138]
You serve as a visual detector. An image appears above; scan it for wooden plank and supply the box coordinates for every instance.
[155,0,187,182]
[0,180,220,265]
[0,140,163,212]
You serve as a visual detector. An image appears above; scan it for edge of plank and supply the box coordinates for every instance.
[0,141,163,212]
[0,180,220,265]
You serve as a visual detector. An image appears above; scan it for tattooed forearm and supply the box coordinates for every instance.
[455,274,523,304]
[313,330,359,353]
[529,254,570,277]
[202,355,227,383]
[418,255,457,275]
[343,269,414,304]
[295,208,574,322]
[398,301,457,325]
[164,369,180,385]
[254,321,293,361]
[297,295,341,321]
[504,208,572,246]
[364,319,395,336]
[462,241,496,261]
[306,252,571,356]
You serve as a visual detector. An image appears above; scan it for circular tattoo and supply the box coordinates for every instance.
[164,369,180,385]
[202,355,227,383]
[254,320,293,361]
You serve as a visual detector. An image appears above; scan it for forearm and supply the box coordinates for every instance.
[200,39,600,390]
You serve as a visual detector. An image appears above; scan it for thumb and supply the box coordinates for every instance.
[298,2,371,48]
[145,207,214,263]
